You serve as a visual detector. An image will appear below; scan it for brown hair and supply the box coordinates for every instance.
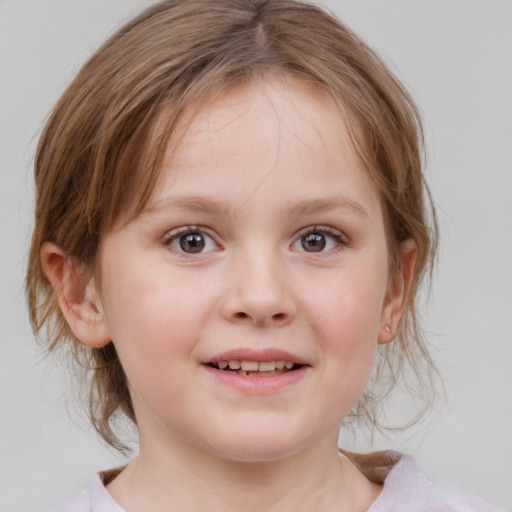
[26,0,438,451]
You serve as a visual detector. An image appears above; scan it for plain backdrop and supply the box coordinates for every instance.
[1,1,511,510]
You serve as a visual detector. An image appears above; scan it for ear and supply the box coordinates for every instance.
[378,239,417,344]
[40,242,111,348]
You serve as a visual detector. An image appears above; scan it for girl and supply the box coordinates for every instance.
[24,0,504,510]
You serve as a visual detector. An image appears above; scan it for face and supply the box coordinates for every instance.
[94,75,399,461]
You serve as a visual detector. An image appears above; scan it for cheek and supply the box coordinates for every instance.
[98,255,215,381]
[308,264,387,349]
[301,257,387,401]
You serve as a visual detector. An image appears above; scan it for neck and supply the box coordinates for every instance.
[107,429,381,512]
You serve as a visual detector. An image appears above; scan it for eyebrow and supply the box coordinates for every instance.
[284,197,370,221]
[142,195,237,218]
[142,195,370,222]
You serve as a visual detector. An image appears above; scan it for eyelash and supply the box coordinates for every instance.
[162,225,348,256]
[293,225,348,254]
[162,226,219,256]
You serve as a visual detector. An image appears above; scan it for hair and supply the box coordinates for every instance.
[26,0,438,451]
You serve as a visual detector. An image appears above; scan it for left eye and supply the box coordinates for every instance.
[166,230,218,254]
[292,229,345,253]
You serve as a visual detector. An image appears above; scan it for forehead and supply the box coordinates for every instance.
[146,74,382,220]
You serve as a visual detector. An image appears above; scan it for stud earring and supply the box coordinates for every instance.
[385,325,391,333]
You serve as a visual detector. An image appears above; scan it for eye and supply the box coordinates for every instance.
[165,228,218,254]
[292,227,346,253]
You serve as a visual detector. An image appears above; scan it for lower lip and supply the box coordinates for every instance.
[202,365,310,394]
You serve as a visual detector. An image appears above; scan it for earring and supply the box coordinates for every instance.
[385,325,391,333]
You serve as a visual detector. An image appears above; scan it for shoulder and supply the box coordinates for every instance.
[369,454,504,512]
[49,473,125,512]
[49,486,91,512]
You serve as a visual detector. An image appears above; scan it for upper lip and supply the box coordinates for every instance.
[205,348,309,365]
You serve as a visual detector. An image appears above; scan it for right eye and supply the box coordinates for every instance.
[164,228,218,254]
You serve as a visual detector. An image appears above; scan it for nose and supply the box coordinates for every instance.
[219,248,297,327]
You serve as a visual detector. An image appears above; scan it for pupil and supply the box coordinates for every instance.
[179,233,205,253]
[302,233,325,252]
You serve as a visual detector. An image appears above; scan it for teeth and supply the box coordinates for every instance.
[258,361,276,372]
[241,360,259,371]
[216,359,298,372]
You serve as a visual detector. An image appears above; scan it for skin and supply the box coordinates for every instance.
[41,74,415,511]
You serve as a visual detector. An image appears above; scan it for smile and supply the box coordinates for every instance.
[203,349,310,392]
[207,359,303,376]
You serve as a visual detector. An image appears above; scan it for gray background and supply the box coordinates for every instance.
[1,0,511,510]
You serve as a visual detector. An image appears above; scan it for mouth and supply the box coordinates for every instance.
[203,350,310,392]
[206,359,305,376]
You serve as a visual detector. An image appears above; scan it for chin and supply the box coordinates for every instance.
[197,425,324,463]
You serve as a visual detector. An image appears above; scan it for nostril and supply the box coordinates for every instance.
[230,311,289,323]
